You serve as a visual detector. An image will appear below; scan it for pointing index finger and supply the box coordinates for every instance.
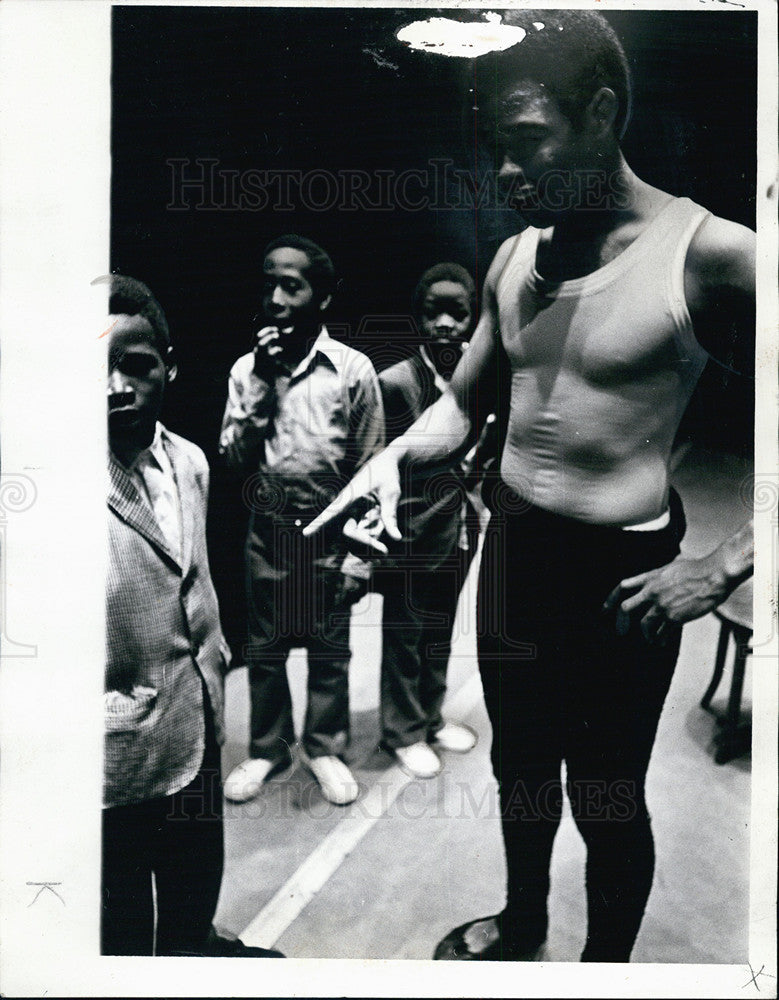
[303,489,355,536]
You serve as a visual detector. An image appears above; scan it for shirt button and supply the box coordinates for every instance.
[294,519,302,527]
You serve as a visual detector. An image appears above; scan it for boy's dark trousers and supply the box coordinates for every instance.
[244,519,354,762]
[378,523,477,750]
[101,704,223,957]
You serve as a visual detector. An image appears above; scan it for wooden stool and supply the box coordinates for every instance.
[700,579,753,764]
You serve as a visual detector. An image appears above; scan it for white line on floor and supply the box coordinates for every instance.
[238,671,483,949]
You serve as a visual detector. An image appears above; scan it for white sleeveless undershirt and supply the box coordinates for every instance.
[495,197,711,527]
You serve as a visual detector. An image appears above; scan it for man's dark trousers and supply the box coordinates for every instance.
[477,489,685,962]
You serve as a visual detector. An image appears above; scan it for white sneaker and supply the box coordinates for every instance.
[395,741,442,779]
[306,755,359,805]
[223,757,277,803]
[433,722,478,754]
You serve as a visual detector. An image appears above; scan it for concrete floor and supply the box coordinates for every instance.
[214,446,753,963]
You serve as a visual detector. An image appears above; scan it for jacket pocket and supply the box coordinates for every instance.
[104,685,158,731]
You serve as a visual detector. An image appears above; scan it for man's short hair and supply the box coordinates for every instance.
[413,262,477,323]
[263,234,336,303]
[484,10,632,139]
[96,273,171,356]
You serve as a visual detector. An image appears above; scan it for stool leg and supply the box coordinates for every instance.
[725,626,750,727]
[715,625,751,765]
[702,621,731,710]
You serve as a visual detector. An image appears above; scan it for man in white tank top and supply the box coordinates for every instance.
[306,10,754,962]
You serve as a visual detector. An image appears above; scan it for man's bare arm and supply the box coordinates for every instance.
[604,520,753,642]
[304,240,512,540]
[685,214,755,375]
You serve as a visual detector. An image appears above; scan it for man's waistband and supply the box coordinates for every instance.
[486,479,682,539]
[622,509,671,532]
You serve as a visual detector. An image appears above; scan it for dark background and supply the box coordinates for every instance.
[111,7,757,647]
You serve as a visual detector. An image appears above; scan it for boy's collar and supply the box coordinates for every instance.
[288,326,344,379]
[418,344,451,395]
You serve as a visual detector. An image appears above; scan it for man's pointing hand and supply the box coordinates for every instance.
[303,448,403,548]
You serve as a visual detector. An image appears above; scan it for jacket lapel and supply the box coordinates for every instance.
[108,452,182,571]
[162,431,194,576]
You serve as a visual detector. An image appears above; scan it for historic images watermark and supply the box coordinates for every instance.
[173,771,638,823]
[0,474,38,658]
[739,472,778,654]
[166,157,634,214]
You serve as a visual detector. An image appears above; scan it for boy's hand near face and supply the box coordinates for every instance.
[253,324,294,377]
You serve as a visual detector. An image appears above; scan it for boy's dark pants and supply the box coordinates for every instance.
[378,528,477,750]
[101,704,223,956]
[245,521,353,762]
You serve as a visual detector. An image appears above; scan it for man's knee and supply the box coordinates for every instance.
[567,778,643,823]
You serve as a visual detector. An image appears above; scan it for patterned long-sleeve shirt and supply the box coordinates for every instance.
[220,326,384,521]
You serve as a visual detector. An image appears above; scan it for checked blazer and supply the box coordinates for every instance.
[105,426,229,809]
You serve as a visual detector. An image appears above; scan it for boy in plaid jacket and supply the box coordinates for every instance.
[103,274,282,957]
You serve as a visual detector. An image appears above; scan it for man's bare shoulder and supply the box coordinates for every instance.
[485,232,525,286]
[686,213,755,295]
[478,231,527,314]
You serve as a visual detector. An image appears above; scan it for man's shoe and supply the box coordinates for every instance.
[223,756,287,803]
[434,915,545,961]
[432,722,478,753]
[203,929,285,958]
[229,940,285,958]
[306,755,359,805]
[394,741,442,779]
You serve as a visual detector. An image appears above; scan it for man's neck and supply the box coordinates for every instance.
[556,157,639,235]
[537,162,668,282]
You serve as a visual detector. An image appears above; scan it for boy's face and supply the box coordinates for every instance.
[261,247,325,341]
[107,314,168,456]
[420,280,472,343]
[419,279,472,379]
